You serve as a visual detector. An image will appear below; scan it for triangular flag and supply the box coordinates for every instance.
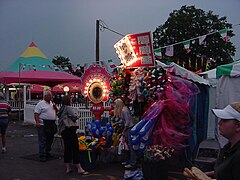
[108,59,116,69]
[83,63,89,70]
[218,28,228,42]
[165,45,174,57]
[33,65,36,71]
[154,48,162,59]
[100,61,109,70]
[199,35,207,45]
[183,40,191,53]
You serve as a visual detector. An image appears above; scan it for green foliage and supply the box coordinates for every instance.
[153,5,236,71]
[52,56,83,77]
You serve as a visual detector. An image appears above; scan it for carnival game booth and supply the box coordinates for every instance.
[78,63,115,171]
[111,32,211,179]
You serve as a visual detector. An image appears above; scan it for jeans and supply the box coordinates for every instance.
[37,120,57,157]
[126,129,137,166]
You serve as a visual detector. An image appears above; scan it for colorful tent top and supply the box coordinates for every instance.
[216,60,240,78]
[156,60,210,85]
[0,42,80,85]
[52,82,81,93]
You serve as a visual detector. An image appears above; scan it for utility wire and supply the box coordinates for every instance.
[99,20,125,37]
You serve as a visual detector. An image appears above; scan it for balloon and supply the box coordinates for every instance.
[95,120,101,129]
[91,127,97,136]
[106,122,111,128]
[99,127,105,136]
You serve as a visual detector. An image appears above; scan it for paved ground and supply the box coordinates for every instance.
[0,120,187,180]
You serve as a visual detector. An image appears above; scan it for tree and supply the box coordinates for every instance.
[52,56,83,77]
[153,5,236,71]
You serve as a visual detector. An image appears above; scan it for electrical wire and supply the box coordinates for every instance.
[99,20,125,37]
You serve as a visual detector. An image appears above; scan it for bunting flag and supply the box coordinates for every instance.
[100,61,109,70]
[154,48,162,59]
[165,45,173,56]
[83,63,89,70]
[71,64,76,72]
[33,65,36,71]
[76,64,81,70]
[19,63,25,71]
[218,28,228,42]
[199,35,207,45]
[183,40,191,53]
[48,65,53,70]
[188,58,192,68]
[108,59,117,68]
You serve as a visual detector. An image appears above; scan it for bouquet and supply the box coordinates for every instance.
[144,145,175,162]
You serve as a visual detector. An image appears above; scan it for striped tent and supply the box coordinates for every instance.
[0,42,80,86]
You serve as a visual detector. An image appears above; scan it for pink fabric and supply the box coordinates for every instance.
[0,71,80,85]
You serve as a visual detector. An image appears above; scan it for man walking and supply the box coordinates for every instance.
[34,90,58,162]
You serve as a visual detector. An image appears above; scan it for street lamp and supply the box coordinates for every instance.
[63,86,69,95]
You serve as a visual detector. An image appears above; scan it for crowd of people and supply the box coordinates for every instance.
[1,89,240,179]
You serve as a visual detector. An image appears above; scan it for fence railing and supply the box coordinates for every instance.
[24,101,111,132]
[9,100,24,110]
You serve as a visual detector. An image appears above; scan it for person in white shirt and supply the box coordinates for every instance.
[34,90,58,162]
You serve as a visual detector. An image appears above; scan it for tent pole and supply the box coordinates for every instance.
[18,63,21,121]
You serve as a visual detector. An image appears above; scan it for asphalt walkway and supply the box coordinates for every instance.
[0,120,124,180]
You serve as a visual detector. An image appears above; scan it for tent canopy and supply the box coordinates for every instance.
[0,42,80,86]
[156,60,210,85]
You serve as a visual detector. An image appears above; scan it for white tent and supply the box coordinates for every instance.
[215,60,240,146]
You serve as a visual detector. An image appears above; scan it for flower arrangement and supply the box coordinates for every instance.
[144,145,175,162]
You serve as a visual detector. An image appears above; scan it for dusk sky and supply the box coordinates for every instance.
[0,0,239,71]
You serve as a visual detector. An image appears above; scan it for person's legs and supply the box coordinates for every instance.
[61,129,73,172]
[126,130,137,167]
[44,120,57,155]
[37,126,46,161]
[0,119,8,153]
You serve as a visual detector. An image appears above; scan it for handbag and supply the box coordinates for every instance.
[58,106,78,127]
[63,115,78,127]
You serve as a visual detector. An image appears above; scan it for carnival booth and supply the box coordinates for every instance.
[78,63,114,171]
[111,32,202,179]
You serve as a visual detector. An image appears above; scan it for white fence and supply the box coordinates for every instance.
[9,100,24,111]
[24,102,110,132]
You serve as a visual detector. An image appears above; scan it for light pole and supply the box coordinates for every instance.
[96,20,100,64]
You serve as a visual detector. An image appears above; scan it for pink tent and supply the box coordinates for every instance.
[0,42,80,86]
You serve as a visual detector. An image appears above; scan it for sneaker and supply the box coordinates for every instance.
[121,162,128,165]
[124,164,134,168]
[2,147,7,153]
